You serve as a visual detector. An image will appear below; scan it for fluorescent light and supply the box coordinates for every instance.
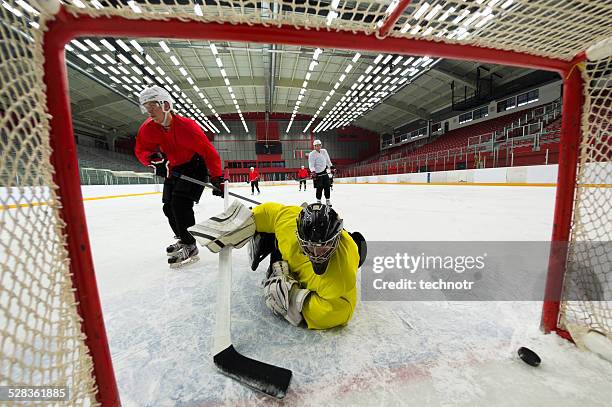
[127,1,141,13]
[186,77,193,85]
[131,76,141,83]
[382,55,393,64]
[220,68,227,77]
[313,48,322,60]
[179,67,187,76]
[91,54,106,64]
[453,9,470,24]
[145,54,156,65]
[94,66,108,75]
[194,4,203,16]
[99,39,115,52]
[365,66,373,74]
[16,0,39,15]
[159,41,170,53]
[130,40,144,53]
[77,54,92,64]
[117,54,130,64]
[463,12,480,27]
[374,54,383,64]
[373,66,381,74]
[475,14,494,28]
[109,66,121,75]
[65,44,74,52]
[425,4,443,20]
[501,0,514,9]
[101,54,115,64]
[170,55,180,66]
[345,64,353,73]
[339,74,346,82]
[413,2,430,19]
[109,76,121,84]
[144,66,154,75]
[165,76,173,84]
[156,66,165,76]
[210,43,218,55]
[83,39,100,52]
[121,76,132,84]
[224,78,230,86]
[71,40,88,52]
[132,54,143,65]
[438,6,455,22]
[116,39,130,52]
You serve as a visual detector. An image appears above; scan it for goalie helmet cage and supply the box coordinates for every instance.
[0,0,610,405]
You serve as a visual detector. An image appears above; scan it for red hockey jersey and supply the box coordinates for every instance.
[135,114,222,177]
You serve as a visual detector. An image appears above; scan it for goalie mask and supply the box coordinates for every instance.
[296,203,343,274]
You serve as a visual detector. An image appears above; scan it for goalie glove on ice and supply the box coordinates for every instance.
[263,261,310,327]
[188,200,255,253]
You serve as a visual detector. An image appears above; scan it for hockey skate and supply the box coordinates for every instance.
[166,240,183,257]
[168,243,199,269]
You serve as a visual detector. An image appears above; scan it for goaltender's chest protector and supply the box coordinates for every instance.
[253,203,359,300]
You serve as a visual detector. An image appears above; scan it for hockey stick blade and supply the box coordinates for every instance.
[214,345,292,399]
[172,172,261,205]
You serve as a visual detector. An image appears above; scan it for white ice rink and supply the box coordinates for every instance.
[77,182,612,406]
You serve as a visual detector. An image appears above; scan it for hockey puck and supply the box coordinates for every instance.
[517,347,541,367]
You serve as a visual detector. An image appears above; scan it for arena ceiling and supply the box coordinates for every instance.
[67,38,534,139]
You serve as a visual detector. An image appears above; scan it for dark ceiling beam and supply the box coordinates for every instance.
[430,66,476,90]
[355,117,393,134]
[381,98,430,120]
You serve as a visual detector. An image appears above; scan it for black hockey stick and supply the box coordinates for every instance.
[212,181,292,398]
[172,172,262,205]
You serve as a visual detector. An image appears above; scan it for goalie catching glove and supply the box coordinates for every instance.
[188,200,255,253]
[263,261,310,327]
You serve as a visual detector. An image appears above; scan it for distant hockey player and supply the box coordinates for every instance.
[135,85,224,268]
[249,166,261,195]
[297,165,308,191]
[308,139,333,205]
[190,201,367,329]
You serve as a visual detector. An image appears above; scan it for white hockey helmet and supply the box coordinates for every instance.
[301,165,305,169]
[250,166,254,170]
[313,139,322,146]
[138,85,173,114]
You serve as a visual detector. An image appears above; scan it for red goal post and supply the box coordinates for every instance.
[1,1,610,405]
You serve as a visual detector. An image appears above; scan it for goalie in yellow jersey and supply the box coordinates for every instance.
[189,201,366,329]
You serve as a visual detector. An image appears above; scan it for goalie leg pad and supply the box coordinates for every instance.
[189,200,255,253]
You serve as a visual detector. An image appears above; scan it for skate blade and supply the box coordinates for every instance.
[169,255,200,269]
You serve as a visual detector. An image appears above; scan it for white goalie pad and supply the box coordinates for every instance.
[189,200,256,253]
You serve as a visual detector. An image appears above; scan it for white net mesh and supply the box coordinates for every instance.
[558,55,612,337]
[1,2,98,405]
[0,0,611,401]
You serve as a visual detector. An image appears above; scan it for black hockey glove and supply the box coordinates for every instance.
[148,152,169,178]
[211,176,225,197]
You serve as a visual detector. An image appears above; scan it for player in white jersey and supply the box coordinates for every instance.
[308,139,333,205]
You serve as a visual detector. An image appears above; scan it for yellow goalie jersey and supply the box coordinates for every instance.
[253,202,359,329]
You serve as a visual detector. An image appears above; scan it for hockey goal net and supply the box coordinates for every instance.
[0,0,610,404]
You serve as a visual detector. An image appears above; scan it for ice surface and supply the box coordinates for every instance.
[75,183,612,405]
